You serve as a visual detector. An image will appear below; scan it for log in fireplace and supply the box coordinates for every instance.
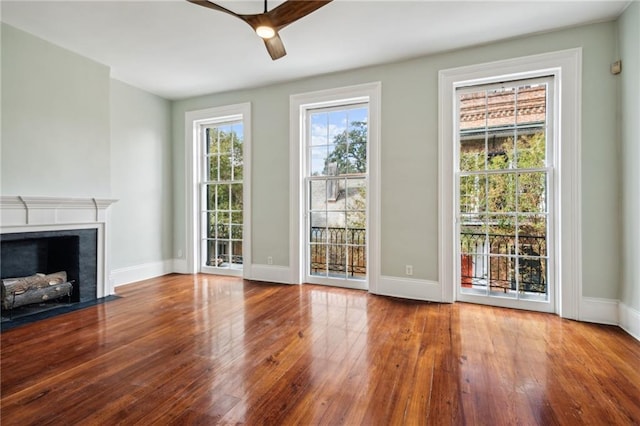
[2,271,73,310]
[0,229,98,322]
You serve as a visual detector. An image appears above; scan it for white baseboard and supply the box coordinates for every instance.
[249,264,292,285]
[619,302,640,342]
[580,297,619,325]
[376,276,442,302]
[110,259,174,287]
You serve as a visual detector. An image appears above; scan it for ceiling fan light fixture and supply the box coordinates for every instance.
[256,25,275,39]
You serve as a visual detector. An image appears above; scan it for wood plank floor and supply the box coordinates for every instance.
[2,274,639,425]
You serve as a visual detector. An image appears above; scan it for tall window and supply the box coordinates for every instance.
[201,121,244,272]
[306,104,368,285]
[440,49,581,317]
[291,83,380,291]
[456,77,554,308]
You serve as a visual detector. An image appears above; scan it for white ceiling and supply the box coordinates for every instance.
[1,0,631,100]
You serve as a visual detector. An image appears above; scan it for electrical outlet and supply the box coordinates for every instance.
[267,256,273,265]
[177,249,183,258]
[405,265,413,276]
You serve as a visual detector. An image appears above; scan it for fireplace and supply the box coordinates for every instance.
[1,228,98,306]
[0,196,116,327]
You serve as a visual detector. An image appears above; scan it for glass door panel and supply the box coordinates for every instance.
[457,79,554,309]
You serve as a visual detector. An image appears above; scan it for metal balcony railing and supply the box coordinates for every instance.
[461,232,547,294]
[310,227,366,277]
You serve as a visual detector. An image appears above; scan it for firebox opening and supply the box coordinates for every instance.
[1,229,98,324]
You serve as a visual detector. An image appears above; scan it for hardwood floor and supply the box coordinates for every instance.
[2,274,639,425]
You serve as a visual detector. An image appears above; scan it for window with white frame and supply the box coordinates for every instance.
[438,49,581,318]
[186,103,251,277]
[201,120,244,271]
[290,83,381,291]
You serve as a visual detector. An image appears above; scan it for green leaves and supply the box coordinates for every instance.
[324,121,367,175]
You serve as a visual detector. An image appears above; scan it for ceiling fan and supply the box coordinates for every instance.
[186,0,333,60]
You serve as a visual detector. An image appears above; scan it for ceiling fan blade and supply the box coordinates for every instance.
[186,0,241,20]
[263,32,287,60]
[267,0,333,30]
[186,0,332,61]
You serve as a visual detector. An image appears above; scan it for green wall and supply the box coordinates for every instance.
[1,23,111,197]
[173,21,621,299]
[110,80,173,270]
[619,1,640,311]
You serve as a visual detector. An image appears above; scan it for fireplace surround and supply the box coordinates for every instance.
[0,196,117,324]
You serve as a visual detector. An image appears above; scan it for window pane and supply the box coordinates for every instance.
[217,185,230,210]
[310,146,328,176]
[459,91,486,132]
[517,85,546,126]
[326,143,349,175]
[328,110,346,142]
[516,128,545,169]
[310,212,327,231]
[326,178,343,208]
[231,224,243,240]
[310,244,327,276]
[328,243,346,277]
[487,130,514,170]
[346,224,366,244]
[346,177,365,202]
[348,142,367,173]
[206,212,216,238]
[348,108,368,128]
[219,155,232,181]
[310,112,329,146]
[487,87,515,128]
[519,257,547,295]
[231,211,243,225]
[487,215,515,255]
[207,128,219,155]
[489,255,516,297]
[217,250,229,266]
[206,185,216,211]
[488,173,515,212]
[217,211,229,223]
[347,212,366,232]
[460,136,485,172]
[460,175,487,214]
[325,226,346,246]
[230,184,243,211]
[460,219,487,255]
[231,241,243,265]
[310,180,327,210]
[348,245,366,279]
[208,156,219,181]
[327,212,346,230]
[217,224,229,239]
[310,225,326,243]
[518,214,547,257]
[217,127,232,154]
[205,240,217,266]
[233,149,243,181]
[518,172,546,213]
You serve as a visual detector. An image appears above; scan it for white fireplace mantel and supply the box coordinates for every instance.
[0,196,118,297]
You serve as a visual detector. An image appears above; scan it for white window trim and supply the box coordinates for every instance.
[438,49,582,319]
[185,103,252,278]
[290,82,381,291]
